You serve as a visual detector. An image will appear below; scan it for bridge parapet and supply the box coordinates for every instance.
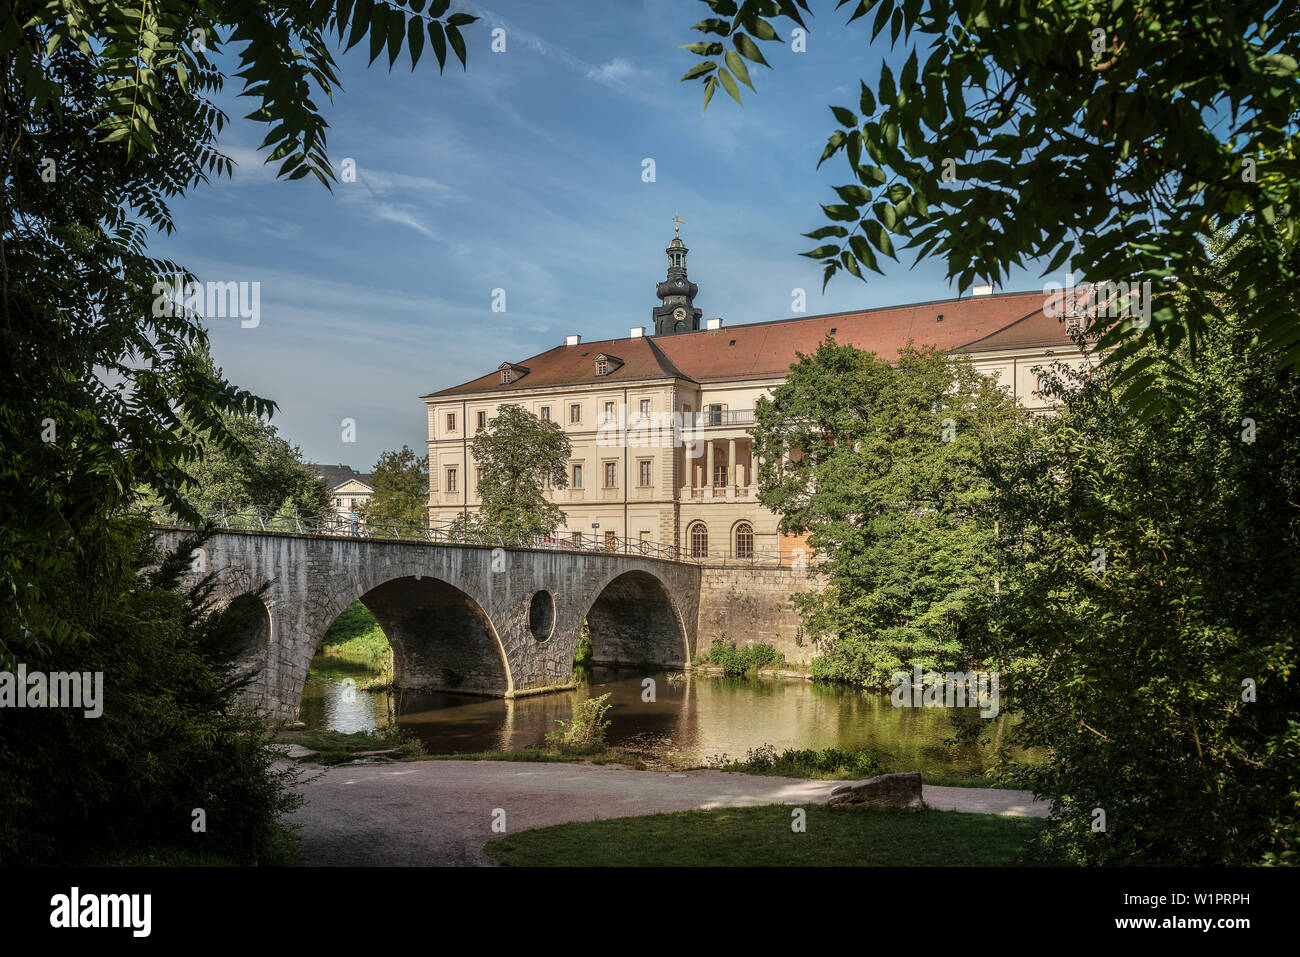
[151,522,701,722]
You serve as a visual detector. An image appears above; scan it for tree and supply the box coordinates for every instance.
[750,339,1031,686]
[2,1,478,650]
[678,1,1300,416]
[0,1,477,860]
[975,270,1299,865]
[465,404,571,539]
[0,520,301,864]
[175,411,330,516]
[362,445,430,529]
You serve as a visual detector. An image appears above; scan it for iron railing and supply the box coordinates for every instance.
[144,503,693,563]
[689,408,756,427]
[143,503,819,571]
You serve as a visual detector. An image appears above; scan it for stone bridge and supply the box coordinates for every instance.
[153,527,701,721]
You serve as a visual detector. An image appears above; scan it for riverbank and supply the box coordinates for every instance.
[284,758,1049,866]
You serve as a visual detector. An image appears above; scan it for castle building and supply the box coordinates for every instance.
[421,228,1080,560]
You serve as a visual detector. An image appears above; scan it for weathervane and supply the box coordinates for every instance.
[672,213,685,235]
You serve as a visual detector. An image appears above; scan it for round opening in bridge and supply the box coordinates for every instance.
[528,590,556,642]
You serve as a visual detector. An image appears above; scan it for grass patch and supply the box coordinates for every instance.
[281,727,423,765]
[317,602,392,668]
[95,826,298,867]
[485,805,1053,866]
[706,743,888,780]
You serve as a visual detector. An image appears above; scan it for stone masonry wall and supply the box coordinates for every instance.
[696,566,825,666]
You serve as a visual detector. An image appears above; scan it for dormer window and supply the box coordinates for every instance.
[593,353,623,377]
[596,359,608,376]
[497,361,529,385]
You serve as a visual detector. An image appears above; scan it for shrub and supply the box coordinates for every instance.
[0,521,302,865]
[706,638,782,675]
[544,692,613,753]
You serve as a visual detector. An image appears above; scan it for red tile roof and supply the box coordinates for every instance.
[423,290,1071,398]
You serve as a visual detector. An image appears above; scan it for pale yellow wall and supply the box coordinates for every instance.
[422,340,1087,552]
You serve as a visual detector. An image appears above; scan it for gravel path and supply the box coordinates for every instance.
[286,760,1049,866]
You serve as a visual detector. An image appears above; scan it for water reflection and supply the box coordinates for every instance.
[301,660,1015,775]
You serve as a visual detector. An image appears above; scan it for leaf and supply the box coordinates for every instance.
[428,20,447,71]
[680,60,716,81]
[447,24,468,68]
[859,80,876,116]
[387,9,405,68]
[408,15,424,68]
[717,66,743,104]
[830,105,857,127]
[368,4,388,64]
[346,0,372,52]
[726,49,754,90]
[733,32,771,67]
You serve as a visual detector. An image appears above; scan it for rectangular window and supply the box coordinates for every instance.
[707,404,722,426]
[640,399,651,415]
[476,410,486,429]
[638,460,652,486]
[605,530,617,550]
[570,404,581,424]
[446,412,457,431]
[572,464,583,488]
[541,406,551,422]
[542,472,551,490]
[713,463,728,487]
[604,462,617,488]
[604,401,616,420]
[571,531,582,546]
[446,468,457,492]
[475,467,482,488]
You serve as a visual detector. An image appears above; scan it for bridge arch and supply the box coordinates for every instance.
[310,573,511,702]
[584,569,689,667]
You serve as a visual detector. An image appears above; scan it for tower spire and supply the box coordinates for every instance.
[652,219,701,336]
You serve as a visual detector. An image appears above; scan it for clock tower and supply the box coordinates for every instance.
[652,222,701,336]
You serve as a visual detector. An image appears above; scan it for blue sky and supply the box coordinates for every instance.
[160,0,1047,470]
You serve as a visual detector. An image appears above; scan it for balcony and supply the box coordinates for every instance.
[690,409,755,427]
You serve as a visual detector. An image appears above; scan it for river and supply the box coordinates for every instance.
[300,657,1015,776]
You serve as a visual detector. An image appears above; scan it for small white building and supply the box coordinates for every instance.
[310,464,374,520]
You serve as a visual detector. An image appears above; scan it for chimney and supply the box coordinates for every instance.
[629,326,645,338]
[565,334,581,346]
[705,317,723,330]
[971,284,994,297]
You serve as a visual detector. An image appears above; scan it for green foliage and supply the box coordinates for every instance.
[464,403,572,539]
[317,601,392,666]
[704,637,782,674]
[751,340,1029,686]
[0,520,302,865]
[572,619,593,666]
[709,743,887,779]
[0,0,476,865]
[287,726,423,765]
[362,445,430,528]
[680,0,1300,416]
[976,294,1300,866]
[545,692,613,753]
[180,408,330,515]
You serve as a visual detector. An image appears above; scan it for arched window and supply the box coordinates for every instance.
[689,522,708,559]
[734,522,754,559]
